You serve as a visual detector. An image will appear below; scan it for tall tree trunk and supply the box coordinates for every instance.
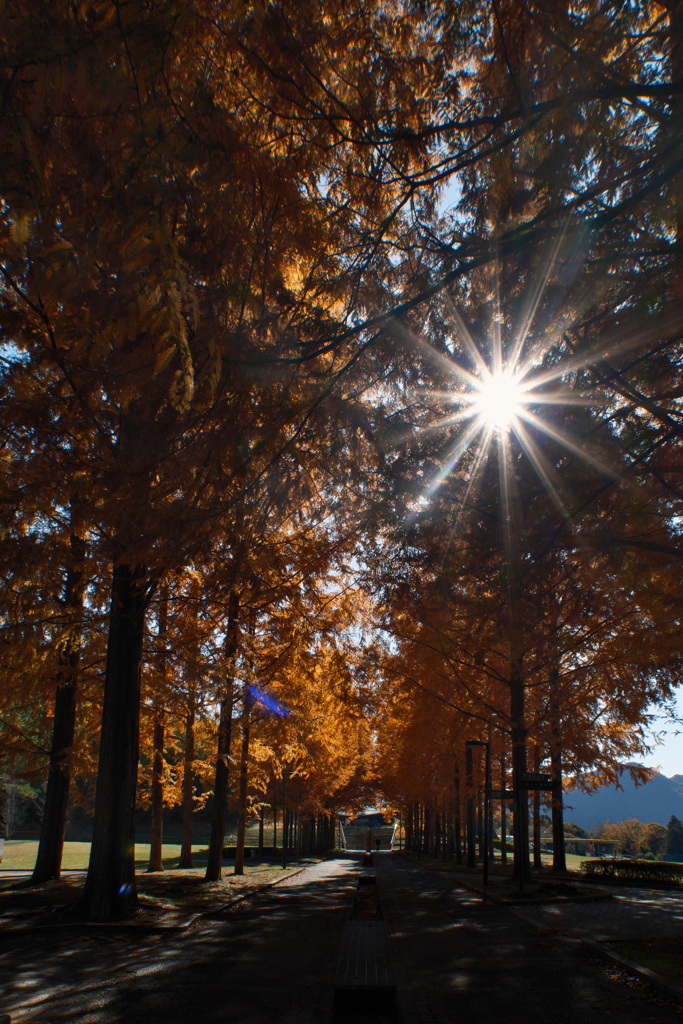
[205,591,239,882]
[79,562,149,920]
[532,748,542,870]
[510,657,530,883]
[282,804,289,860]
[424,804,431,858]
[146,717,165,872]
[32,665,79,883]
[550,674,566,871]
[33,528,85,884]
[466,745,476,867]
[500,750,508,865]
[551,747,565,871]
[234,682,252,875]
[179,702,196,869]
[449,802,455,861]
[258,803,264,855]
[147,589,168,872]
[454,765,462,864]
[179,647,198,869]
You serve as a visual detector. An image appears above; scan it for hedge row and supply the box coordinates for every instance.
[580,858,683,884]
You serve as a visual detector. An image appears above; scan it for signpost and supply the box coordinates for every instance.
[478,769,554,893]
[519,772,552,791]
[512,772,554,892]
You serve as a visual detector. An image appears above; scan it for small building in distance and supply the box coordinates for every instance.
[539,837,618,857]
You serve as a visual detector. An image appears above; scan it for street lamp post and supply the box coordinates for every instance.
[466,740,490,886]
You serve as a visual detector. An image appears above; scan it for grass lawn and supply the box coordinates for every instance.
[0,824,272,872]
[1,840,228,871]
[608,939,683,987]
[399,848,585,873]
[539,850,587,871]
[400,848,597,895]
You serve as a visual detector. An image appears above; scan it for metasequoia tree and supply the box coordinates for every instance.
[247,632,375,853]
[0,0,443,916]
[207,485,372,875]
[370,287,683,873]
[128,566,219,869]
[0,318,112,880]
[361,1,683,877]
[141,587,167,872]
[0,399,106,878]
[31,511,88,882]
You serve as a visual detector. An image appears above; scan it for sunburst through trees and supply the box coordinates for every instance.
[2,0,683,916]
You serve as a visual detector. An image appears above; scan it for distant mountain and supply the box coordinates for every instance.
[563,766,683,831]
[671,775,683,799]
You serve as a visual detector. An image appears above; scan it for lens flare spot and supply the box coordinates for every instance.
[248,684,289,717]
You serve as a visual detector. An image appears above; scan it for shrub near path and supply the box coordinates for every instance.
[581,858,683,886]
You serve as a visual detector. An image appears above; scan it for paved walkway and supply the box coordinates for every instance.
[417,861,683,940]
[513,882,683,940]
[374,854,682,1023]
[0,853,682,1023]
[0,858,358,1024]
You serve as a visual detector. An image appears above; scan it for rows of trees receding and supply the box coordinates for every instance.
[2,0,683,917]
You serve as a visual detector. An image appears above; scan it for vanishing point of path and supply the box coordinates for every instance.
[0,853,680,1024]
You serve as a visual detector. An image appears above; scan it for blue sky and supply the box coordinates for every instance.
[643,686,683,778]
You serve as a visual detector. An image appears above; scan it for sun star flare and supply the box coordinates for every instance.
[471,372,527,432]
